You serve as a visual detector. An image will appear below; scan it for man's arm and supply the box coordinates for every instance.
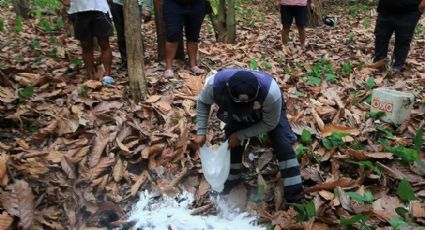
[235,96,282,141]
[420,0,425,13]
[196,75,215,135]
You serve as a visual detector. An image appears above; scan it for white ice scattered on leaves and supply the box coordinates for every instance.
[126,191,265,230]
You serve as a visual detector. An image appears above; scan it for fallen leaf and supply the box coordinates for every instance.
[372,195,401,221]
[89,157,115,180]
[93,101,123,114]
[0,212,13,230]
[130,171,149,197]
[321,124,360,137]
[146,95,161,103]
[14,73,45,86]
[60,155,76,179]
[0,154,9,182]
[57,115,79,135]
[84,80,103,89]
[89,127,110,167]
[0,86,17,103]
[113,158,123,182]
[411,201,425,218]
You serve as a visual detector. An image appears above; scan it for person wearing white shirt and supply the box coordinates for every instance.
[110,0,153,68]
[62,0,113,80]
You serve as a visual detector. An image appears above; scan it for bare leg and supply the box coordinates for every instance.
[81,39,95,79]
[97,37,112,77]
[282,25,291,45]
[297,26,306,48]
[165,41,179,70]
[187,41,198,68]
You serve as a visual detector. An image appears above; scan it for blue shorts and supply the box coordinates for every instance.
[280,5,308,27]
[163,0,206,42]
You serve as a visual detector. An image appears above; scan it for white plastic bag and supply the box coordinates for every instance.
[200,141,230,192]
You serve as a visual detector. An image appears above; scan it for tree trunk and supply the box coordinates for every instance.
[225,0,236,43]
[209,0,236,44]
[307,0,323,27]
[12,0,32,19]
[124,0,147,101]
[153,0,185,61]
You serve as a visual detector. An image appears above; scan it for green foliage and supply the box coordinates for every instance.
[0,18,4,32]
[395,207,409,219]
[295,144,308,158]
[305,59,337,86]
[341,61,352,76]
[376,125,395,139]
[80,85,89,96]
[368,111,385,119]
[295,91,305,97]
[362,17,371,29]
[414,128,423,153]
[346,32,356,45]
[389,218,409,229]
[34,0,61,11]
[346,160,381,175]
[292,201,315,222]
[366,76,376,89]
[340,214,368,228]
[31,39,41,49]
[415,23,424,36]
[396,179,417,203]
[301,129,312,144]
[254,184,265,202]
[262,61,272,70]
[249,59,258,70]
[18,86,34,101]
[347,190,374,204]
[385,128,425,170]
[322,132,347,150]
[15,16,23,32]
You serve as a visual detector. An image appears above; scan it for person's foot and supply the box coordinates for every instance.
[220,179,242,195]
[368,59,387,69]
[190,66,205,75]
[164,69,174,78]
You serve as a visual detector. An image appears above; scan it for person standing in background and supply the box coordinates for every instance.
[162,0,207,77]
[370,0,425,72]
[276,0,309,48]
[63,0,113,80]
[110,0,153,70]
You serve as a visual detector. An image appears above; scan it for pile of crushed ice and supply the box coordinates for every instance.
[126,191,265,230]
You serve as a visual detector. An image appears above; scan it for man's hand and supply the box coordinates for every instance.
[61,0,70,7]
[228,133,241,149]
[420,0,425,13]
[194,135,207,150]
[143,11,152,22]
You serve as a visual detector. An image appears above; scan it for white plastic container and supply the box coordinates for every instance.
[370,88,415,124]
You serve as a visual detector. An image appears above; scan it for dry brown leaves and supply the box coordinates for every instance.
[0,180,34,229]
[0,1,424,229]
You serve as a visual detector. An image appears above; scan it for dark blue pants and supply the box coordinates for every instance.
[110,3,143,64]
[163,0,206,42]
[223,102,303,203]
[373,11,421,70]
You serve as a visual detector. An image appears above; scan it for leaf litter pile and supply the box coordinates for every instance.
[1,1,425,229]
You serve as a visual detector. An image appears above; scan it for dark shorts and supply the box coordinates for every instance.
[163,0,206,42]
[280,5,308,27]
[68,11,113,41]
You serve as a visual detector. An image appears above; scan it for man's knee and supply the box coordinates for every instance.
[97,37,111,50]
[80,39,93,52]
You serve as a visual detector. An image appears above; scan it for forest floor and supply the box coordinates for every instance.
[0,1,425,229]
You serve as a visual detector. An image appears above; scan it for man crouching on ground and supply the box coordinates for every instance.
[194,68,304,204]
